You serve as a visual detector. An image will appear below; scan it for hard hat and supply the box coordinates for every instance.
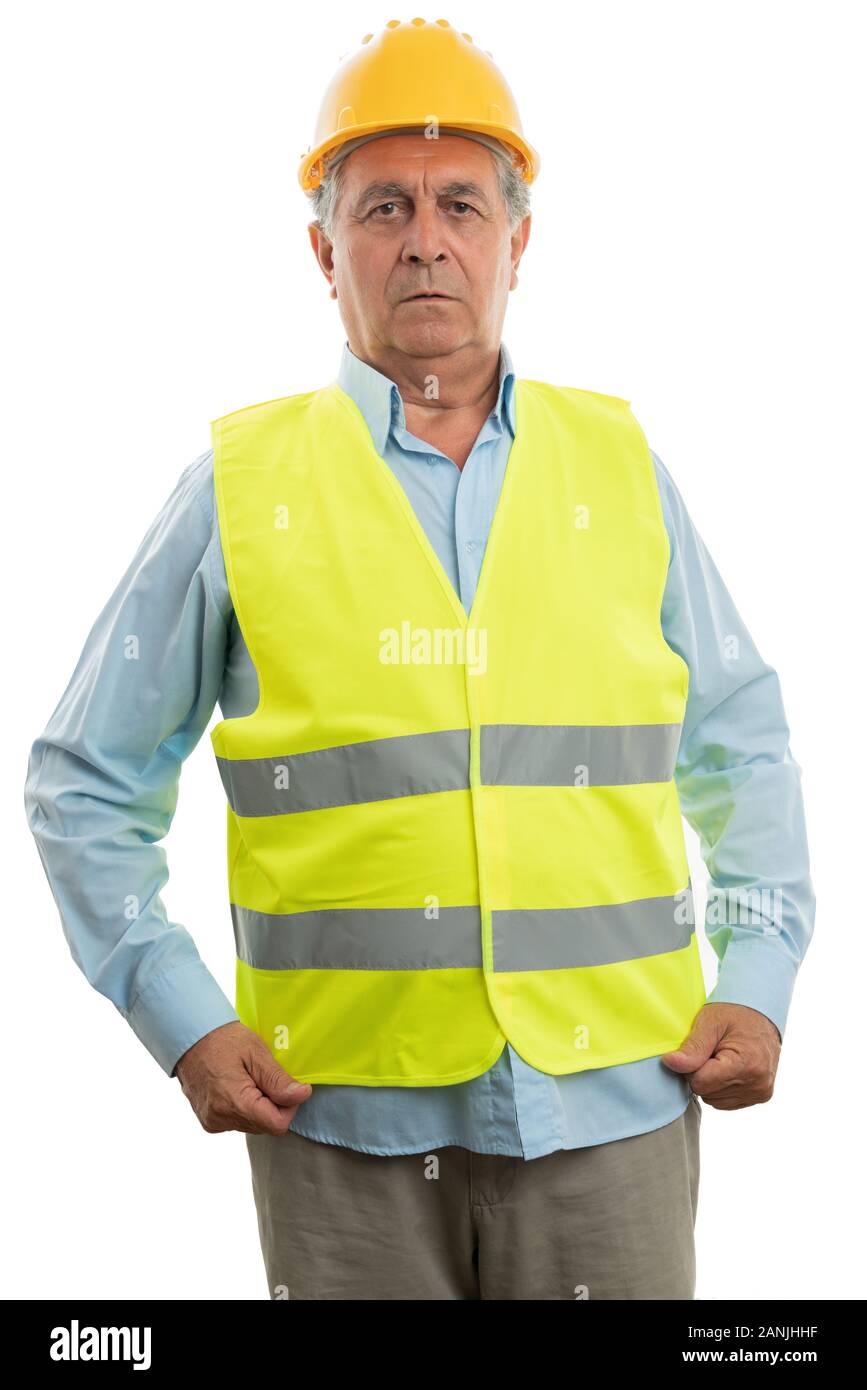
[297,17,540,192]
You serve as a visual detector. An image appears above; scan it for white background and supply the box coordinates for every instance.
[3,0,863,1300]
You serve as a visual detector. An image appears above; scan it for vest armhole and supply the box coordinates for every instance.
[625,411,690,704]
[209,416,269,729]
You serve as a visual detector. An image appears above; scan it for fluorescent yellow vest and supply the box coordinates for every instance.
[210,378,707,1086]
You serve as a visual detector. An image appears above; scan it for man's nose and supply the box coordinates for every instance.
[401,203,448,263]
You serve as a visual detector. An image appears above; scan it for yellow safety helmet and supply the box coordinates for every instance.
[298,17,540,192]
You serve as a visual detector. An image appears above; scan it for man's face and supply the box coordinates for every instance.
[309,133,530,363]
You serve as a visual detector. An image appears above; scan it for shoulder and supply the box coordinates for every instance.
[172,448,233,616]
[174,447,216,529]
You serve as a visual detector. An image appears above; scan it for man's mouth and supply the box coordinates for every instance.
[404,293,452,301]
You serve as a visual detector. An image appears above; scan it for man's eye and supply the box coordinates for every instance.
[369,201,476,218]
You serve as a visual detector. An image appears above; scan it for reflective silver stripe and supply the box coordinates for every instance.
[232,903,483,970]
[480,723,683,787]
[217,728,471,817]
[492,883,695,972]
[217,723,683,816]
[234,884,694,972]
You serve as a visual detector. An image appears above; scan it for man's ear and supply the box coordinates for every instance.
[510,213,531,288]
[308,222,336,296]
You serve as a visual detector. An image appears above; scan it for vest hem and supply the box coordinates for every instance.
[285,1031,701,1086]
[289,1034,508,1087]
[504,1032,704,1077]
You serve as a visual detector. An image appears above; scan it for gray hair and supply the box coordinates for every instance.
[306,139,531,241]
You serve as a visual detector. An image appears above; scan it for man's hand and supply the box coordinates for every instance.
[173,1021,313,1135]
[661,1003,782,1111]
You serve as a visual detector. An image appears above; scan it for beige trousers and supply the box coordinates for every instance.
[246,1093,701,1300]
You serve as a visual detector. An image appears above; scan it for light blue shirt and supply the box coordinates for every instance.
[24,340,815,1158]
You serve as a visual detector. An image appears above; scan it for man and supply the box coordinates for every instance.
[25,19,814,1301]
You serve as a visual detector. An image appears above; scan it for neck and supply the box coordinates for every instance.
[348,340,501,414]
[349,341,502,470]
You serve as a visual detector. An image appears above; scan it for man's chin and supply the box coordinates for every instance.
[391,323,466,357]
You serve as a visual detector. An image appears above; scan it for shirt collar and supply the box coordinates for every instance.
[336,338,516,457]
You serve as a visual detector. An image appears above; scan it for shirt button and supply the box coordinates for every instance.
[427,455,438,466]
[465,540,476,553]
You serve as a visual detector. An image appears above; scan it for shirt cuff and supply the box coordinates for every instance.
[706,930,802,1041]
[126,959,239,1077]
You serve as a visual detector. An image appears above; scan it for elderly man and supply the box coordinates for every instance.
[25,18,814,1301]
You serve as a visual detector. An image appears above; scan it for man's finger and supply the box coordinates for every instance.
[686,1047,744,1094]
[247,1050,313,1109]
[237,1088,302,1136]
[691,1083,757,1111]
[661,1021,721,1075]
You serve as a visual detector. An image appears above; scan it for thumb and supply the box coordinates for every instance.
[661,1016,722,1076]
[247,1049,312,1107]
